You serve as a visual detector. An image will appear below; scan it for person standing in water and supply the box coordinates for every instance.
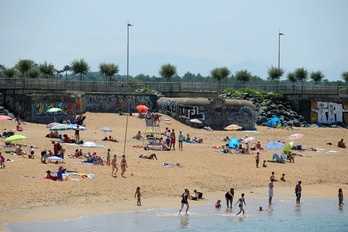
[225,188,234,209]
[295,180,302,204]
[235,193,246,215]
[269,180,274,205]
[179,188,190,214]
[134,187,142,206]
[338,188,344,206]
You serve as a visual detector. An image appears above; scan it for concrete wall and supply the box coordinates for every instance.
[286,95,348,124]
[157,97,256,130]
[4,92,158,124]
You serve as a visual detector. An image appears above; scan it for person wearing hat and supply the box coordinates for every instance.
[179,188,190,214]
[178,130,184,151]
[295,180,302,204]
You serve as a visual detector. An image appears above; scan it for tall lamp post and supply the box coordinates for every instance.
[278,31,284,69]
[127,22,133,85]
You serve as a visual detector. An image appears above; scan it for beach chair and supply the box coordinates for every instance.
[272,154,280,160]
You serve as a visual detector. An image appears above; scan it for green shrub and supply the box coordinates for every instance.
[142,88,152,92]
[239,88,256,95]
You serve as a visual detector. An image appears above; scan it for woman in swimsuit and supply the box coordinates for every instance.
[179,188,190,214]
[235,193,246,215]
[121,155,127,177]
[225,188,234,209]
[111,155,118,177]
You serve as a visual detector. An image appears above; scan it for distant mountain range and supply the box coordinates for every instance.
[89,53,347,81]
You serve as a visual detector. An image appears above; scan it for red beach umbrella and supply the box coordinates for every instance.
[136,105,149,113]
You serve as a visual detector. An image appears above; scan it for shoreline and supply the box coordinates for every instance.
[1,184,343,231]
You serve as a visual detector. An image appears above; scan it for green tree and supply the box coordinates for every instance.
[70,58,90,81]
[342,72,348,83]
[235,69,252,85]
[310,71,324,84]
[268,66,285,91]
[63,65,70,79]
[16,59,34,77]
[210,67,230,84]
[27,67,40,78]
[295,67,308,84]
[159,63,177,92]
[39,61,55,78]
[3,67,17,78]
[99,63,119,89]
[287,72,297,91]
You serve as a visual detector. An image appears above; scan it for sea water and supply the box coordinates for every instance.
[5,198,347,232]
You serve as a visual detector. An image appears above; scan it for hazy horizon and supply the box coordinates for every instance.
[1,0,347,81]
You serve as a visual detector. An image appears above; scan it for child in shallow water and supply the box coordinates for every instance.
[215,200,221,208]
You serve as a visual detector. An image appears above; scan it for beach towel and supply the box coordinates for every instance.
[165,121,172,125]
[163,118,170,121]
[161,163,183,167]
[183,141,201,144]
[245,131,260,133]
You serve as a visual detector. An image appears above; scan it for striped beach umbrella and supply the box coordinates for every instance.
[240,137,256,144]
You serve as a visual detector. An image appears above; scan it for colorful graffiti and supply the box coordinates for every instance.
[86,94,155,112]
[32,102,76,122]
[311,101,348,124]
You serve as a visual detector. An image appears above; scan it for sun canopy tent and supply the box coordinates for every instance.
[228,137,240,149]
[267,117,281,127]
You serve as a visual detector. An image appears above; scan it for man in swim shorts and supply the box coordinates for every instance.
[295,180,302,204]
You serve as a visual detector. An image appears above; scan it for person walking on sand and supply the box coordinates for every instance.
[235,193,246,215]
[134,187,142,206]
[107,149,111,166]
[178,130,184,151]
[295,180,302,204]
[111,155,118,177]
[225,188,234,209]
[121,155,128,178]
[179,188,190,214]
[255,152,260,168]
[269,180,274,205]
[75,125,80,143]
[338,188,344,206]
[170,129,176,150]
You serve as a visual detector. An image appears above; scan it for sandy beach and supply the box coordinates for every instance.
[1,112,347,230]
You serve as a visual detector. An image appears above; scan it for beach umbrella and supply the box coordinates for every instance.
[224,124,242,131]
[287,134,304,140]
[228,137,240,149]
[50,124,73,131]
[46,122,61,128]
[136,105,149,113]
[46,108,63,122]
[70,124,87,130]
[266,141,284,150]
[283,141,294,154]
[240,137,256,144]
[81,142,101,148]
[4,135,28,143]
[0,115,12,133]
[101,127,113,132]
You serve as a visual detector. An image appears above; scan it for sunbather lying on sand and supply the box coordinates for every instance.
[140,154,157,160]
[108,136,119,142]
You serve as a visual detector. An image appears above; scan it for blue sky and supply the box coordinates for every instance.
[0,0,347,81]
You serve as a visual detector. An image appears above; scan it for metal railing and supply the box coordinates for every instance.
[0,78,346,96]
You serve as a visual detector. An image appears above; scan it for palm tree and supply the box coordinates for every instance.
[235,69,252,86]
[3,67,16,78]
[99,63,119,89]
[159,63,177,92]
[268,66,284,91]
[39,61,55,78]
[16,59,34,77]
[287,72,297,91]
[342,72,348,83]
[295,67,308,93]
[310,71,324,85]
[63,65,70,79]
[70,59,90,81]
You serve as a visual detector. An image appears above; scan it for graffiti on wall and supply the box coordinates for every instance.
[161,100,205,120]
[32,102,76,121]
[86,94,154,112]
[311,101,348,123]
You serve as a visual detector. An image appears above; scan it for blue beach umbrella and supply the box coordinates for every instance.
[265,141,284,150]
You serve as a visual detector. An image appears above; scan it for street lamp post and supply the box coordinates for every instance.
[278,31,284,69]
[127,22,133,85]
